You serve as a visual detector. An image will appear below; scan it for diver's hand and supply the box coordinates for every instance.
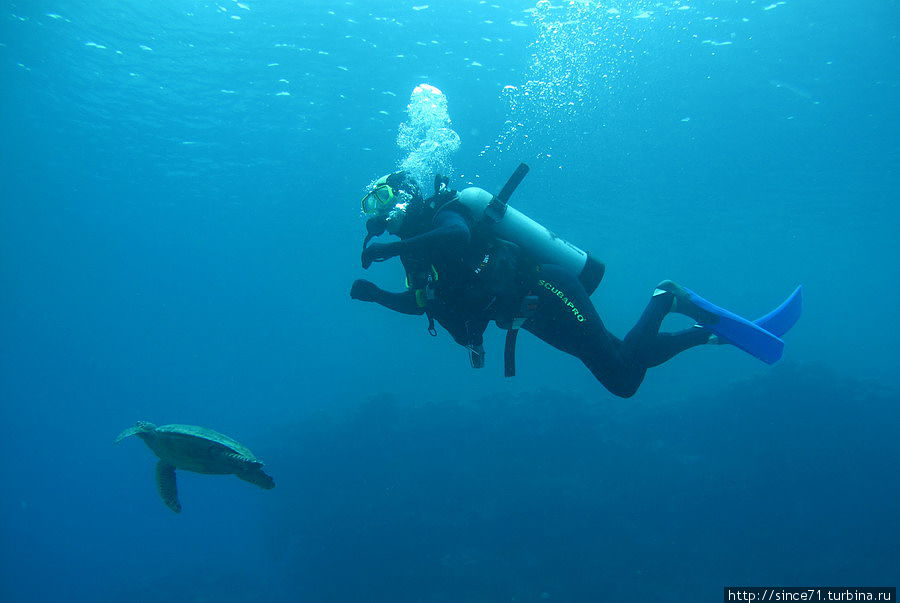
[350,279,381,302]
[361,242,400,269]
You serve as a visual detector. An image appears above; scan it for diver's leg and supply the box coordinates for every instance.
[622,288,711,368]
[636,327,712,368]
[524,265,645,398]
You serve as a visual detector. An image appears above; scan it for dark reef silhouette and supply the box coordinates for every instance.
[261,364,898,602]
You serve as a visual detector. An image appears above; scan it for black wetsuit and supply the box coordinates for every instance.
[353,205,709,398]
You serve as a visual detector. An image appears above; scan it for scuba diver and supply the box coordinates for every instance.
[350,165,801,398]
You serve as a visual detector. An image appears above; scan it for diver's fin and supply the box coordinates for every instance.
[682,287,786,364]
[753,286,802,337]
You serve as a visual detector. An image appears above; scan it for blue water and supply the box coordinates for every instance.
[1,1,898,601]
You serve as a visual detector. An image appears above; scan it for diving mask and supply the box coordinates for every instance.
[361,176,395,216]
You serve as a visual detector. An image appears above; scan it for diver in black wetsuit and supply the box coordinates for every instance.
[350,170,712,398]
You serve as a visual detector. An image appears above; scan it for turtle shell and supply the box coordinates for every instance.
[150,424,261,474]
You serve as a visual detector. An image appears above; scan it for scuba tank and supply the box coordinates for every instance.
[452,164,605,294]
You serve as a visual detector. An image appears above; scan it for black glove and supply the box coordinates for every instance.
[350,279,381,302]
[361,241,400,269]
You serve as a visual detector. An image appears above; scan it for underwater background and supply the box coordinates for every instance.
[1,1,897,601]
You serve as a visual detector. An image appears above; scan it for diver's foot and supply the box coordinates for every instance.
[654,280,718,324]
[468,344,485,369]
[691,324,723,345]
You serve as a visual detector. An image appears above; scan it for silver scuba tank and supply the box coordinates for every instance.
[454,182,605,295]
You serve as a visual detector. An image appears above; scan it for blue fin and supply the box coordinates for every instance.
[753,285,802,337]
[684,287,801,365]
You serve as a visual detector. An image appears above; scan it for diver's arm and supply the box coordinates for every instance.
[362,211,470,266]
[350,279,424,315]
[397,210,470,256]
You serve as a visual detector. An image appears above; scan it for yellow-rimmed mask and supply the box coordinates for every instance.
[361,175,395,216]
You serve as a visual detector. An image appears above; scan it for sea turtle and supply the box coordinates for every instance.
[115,421,275,513]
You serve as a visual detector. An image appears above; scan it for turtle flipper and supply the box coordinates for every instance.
[236,467,276,490]
[224,452,275,490]
[155,461,182,513]
[114,425,142,443]
[224,452,260,465]
[115,421,156,443]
